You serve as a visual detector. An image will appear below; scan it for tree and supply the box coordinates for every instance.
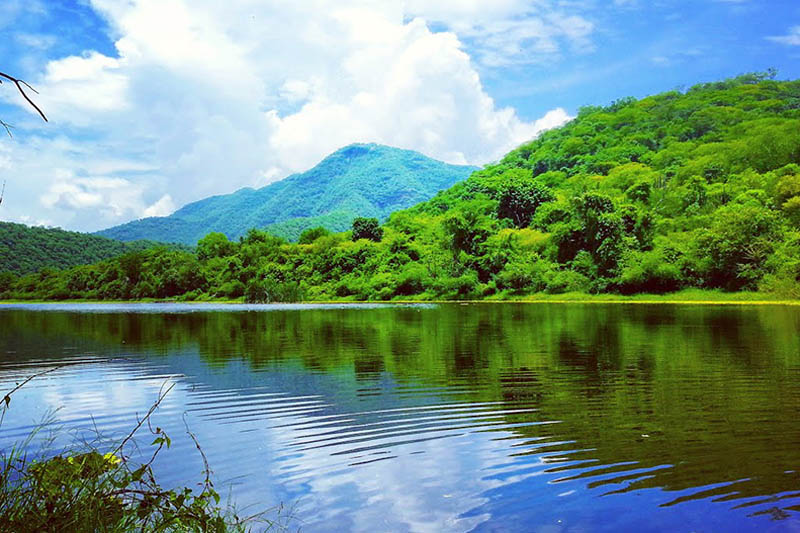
[351,217,383,242]
[497,180,554,228]
[197,232,235,260]
[298,226,331,244]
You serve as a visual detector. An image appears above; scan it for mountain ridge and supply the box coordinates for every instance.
[97,143,479,244]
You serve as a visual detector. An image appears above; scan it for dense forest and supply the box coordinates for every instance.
[97,144,477,244]
[2,73,799,302]
[0,222,187,275]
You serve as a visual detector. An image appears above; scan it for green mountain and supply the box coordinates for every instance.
[7,73,800,302]
[97,144,479,244]
[0,221,187,275]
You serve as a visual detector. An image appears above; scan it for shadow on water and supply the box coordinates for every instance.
[1,303,799,531]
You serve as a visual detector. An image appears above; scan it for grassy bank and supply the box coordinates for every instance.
[2,289,799,306]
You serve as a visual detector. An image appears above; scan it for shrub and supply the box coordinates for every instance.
[244,277,305,303]
[351,217,383,242]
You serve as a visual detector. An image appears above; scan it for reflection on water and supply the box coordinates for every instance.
[1,303,800,532]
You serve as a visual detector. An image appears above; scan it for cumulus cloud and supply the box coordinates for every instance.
[143,194,175,217]
[1,0,579,231]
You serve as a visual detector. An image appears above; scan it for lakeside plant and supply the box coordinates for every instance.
[0,370,276,532]
[1,73,799,302]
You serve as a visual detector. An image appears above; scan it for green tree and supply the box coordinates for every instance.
[298,226,331,244]
[351,217,383,242]
[197,232,235,260]
[697,205,780,290]
[497,180,554,228]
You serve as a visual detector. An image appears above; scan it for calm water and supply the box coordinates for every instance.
[1,303,799,532]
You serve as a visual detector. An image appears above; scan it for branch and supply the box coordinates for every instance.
[112,381,175,457]
[0,71,48,123]
[1,364,66,427]
[0,118,12,138]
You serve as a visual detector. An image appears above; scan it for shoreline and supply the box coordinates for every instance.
[2,291,799,307]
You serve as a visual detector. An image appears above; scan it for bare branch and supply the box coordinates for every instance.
[112,380,176,457]
[0,71,48,122]
[1,364,66,427]
[0,119,12,138]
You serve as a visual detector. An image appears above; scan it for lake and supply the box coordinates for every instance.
[1,303,799,532]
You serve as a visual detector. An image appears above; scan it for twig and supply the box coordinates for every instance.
[184,413,214,492]
[0,71,48,122]
[1,364,66,427]
[112,381,175,457]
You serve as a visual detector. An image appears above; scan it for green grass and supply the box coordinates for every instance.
[3,289,799,306]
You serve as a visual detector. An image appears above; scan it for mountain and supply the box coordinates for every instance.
[97,144,479,244]
[0,221,188,275]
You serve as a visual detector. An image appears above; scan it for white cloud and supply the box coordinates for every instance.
[14,32,57,50]
[143,194,175,217]
[1,0,578,232]
[405,1,595,67]
[41,175,147,218]
[767,26,800,46]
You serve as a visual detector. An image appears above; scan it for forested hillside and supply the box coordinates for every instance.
[97,144,478,244]
[4,74,799,301]
[0,222,186,275]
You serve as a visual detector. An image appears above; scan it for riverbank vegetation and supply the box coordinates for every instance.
[2,73,799,302]
[0,377,266,532]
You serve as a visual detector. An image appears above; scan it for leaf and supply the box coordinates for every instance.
[131,465,147,482]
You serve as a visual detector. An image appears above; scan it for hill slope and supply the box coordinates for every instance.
[7,73,800,301]
[0,222,186,275]
[97,144,478,244]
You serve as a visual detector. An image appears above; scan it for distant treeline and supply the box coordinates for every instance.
[0,222,189,275]
[2,73,799,301]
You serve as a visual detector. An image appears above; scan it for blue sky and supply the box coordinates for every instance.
[0,0,799,231]
[483,0,800,120]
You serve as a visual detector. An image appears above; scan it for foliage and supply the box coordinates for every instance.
[297,226,332,244]
[0,222,188,275]
[0,378,266,533]
[496,174,554,228]
[351,217,383,242]
[5,74,800,301]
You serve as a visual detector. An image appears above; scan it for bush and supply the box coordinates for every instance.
[545,270,590,294]
[218,280,245,299]
[298,226,332,245]
[244,277,305,303]
[617,249,682,294]
[495,257,553,292]
[351,217,383,242]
